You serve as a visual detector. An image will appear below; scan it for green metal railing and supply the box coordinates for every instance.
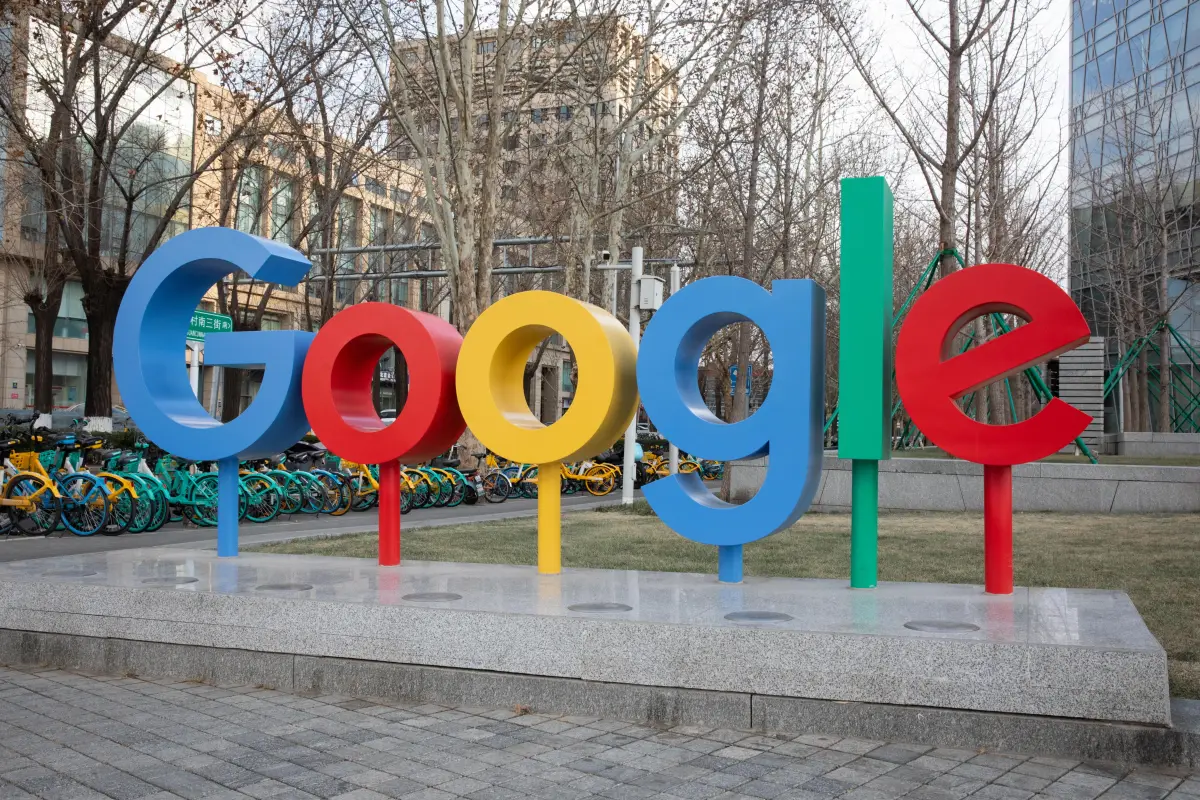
[827,248,1100,464]
[1103,320,1200,434]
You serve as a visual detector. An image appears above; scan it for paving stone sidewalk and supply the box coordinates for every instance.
[0,665,1194,800]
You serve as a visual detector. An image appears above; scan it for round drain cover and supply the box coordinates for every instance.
[724,611,793,623]
[568,602,633,612]
[141,577,198,585]
[402,592,462,602]
[904,620,981,633]
[42,569,97,578]
[255,583,313,592]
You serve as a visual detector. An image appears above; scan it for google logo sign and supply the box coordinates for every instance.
[114,180,1091,595]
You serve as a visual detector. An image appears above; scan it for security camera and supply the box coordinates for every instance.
[600,250,611,263]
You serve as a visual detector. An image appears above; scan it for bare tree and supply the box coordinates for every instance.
[828,0,1032,278]
[0,0,345,427]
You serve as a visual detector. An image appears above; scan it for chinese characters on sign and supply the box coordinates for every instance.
[186,310,234,343]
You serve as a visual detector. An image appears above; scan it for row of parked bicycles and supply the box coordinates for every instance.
[0,415,724,537]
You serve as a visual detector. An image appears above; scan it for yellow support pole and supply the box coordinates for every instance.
[538,462,562,574]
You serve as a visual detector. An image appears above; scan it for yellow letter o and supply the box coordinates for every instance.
[456,291,638,464]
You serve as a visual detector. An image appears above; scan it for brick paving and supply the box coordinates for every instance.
[0,665,1194,800]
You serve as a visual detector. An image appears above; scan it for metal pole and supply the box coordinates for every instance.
[208,366,222,417]
[668,262,680,475]
[188,342,201,398]
[621,247,643,505]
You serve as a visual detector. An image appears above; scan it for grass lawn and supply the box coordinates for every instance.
[251,505,1200,698]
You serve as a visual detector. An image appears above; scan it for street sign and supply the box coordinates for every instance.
[729,364,753,396]
[187,310,233,342]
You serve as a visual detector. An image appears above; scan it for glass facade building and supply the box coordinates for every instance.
[1070,0,1200,431]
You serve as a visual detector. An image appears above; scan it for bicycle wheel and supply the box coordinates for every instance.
[441,471,468,508]
[100,476,138,535]
[271,471,303,514]
[425,471,452,508]
[482,472,511,503]
[189,474,247,526]
[518,467,539,499]
[349,473,378,511]
[122,476,155,533]
[241,474,282,523]
[585,465,616,496]
[128,475,169,533]
[404,473,430,509]
[314,471,350,516]
[412,472,440,509]
[4,473,61,535]
[57,473,109,536]
[295,472,329,513]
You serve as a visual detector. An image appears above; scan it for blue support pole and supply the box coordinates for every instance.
[217,456,239,557]
[718,545,743,583]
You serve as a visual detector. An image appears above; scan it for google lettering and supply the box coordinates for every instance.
[113,183,1091,595]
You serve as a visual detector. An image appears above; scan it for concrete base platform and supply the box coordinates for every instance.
[0,550,1170,728]
[2,630,1196,767]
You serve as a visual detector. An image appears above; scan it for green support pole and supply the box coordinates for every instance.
[850,460,878,589]
[838,177,893,589]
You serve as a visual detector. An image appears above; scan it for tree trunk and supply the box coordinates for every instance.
[221,369,245,422]
[721,15,772,503]
[1136,348,1152,431]
[1157,222,1172,433]
[80,272,128,426]
[29,300,61,415]
[938,2,962,279]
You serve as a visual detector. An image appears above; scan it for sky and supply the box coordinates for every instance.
[860,0,1073,279]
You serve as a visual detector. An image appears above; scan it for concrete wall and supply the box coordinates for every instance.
[1104,432,1200,457]
[728,455,1200,513]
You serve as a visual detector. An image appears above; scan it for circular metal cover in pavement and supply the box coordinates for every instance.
[567,602,633,612]
[255,583,313,592]
[903,620,981,633]
[42,569,98,578]
[723,611,794,622]
[141,577,199,585]
[402,592,462,602]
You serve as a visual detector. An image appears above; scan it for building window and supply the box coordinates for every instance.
[260,315,284,331]
[368,204,390,277]
[391,187,411,204]
[531,108,546,123]
[334,197,360,305]
[558,105,572,121]
[268,139,293,163]
[203,114,222,137]
[234,165,264,236]
[477,39,497,55]
[390,278,409,306]
[25,350,87,408]
[270,178,295,243]
[25,282,89,339]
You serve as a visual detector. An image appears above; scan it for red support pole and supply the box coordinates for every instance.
[378,459,401,566]
[983,463,1013,595]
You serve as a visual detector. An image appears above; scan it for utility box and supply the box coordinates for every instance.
[638,275,664,311]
